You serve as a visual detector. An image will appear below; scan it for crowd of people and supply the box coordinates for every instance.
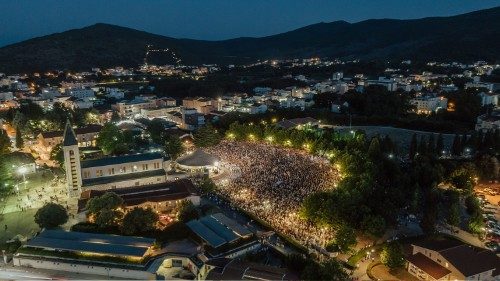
[207,140,340,249]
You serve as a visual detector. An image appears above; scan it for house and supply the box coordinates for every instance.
[407,239,500,281]
[37,124,102,151]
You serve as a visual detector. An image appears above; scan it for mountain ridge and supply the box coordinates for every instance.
[0,6,499,73]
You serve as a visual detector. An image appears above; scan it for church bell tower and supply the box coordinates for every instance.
[62,120,82,197]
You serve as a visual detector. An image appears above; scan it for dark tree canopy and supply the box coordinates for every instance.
[34,203,69,229]
[121,207,158,235]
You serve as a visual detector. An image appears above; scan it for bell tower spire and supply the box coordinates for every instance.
[62,120,82,197]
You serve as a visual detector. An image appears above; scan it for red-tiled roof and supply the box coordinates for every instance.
[407,253,451,280]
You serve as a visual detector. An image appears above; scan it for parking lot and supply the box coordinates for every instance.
[475,183,500,252]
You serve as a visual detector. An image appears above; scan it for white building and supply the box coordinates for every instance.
[478,92,499,107]
[113,97,158,119]
[66,88,95,99]
[410,96,448,114]
[62,121,168,196]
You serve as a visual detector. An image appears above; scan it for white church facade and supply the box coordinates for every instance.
[62,122,169,196]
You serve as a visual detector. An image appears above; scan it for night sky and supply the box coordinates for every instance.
[1,0,499,47]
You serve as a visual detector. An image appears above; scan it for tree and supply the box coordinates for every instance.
[447,202,461,226]
[380,242,405,269]
[368,137,382,160]
[121,207,158,235]
[96,123,132,155]
[12,111,27,130]
[449,165,476,191]
[475,154,499,180]
[147,119,166,144]
[193,123,221,148]
[176,200,199,222]
[334,225,356,253]
[468,213,485,234]
[15,128,23,149]
[50,144,64,167]
[164,135,184,159]
[34,203,69,229]
[361,215,386,237]
[87,192,123,214]
[0,129,11,154]
[301,258,348,281]
[86,192,124,228]
[198,175,217,193]
[465,195,481,216]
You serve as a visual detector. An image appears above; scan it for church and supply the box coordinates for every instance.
[62,121,169,196]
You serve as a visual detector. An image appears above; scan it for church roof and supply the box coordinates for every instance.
[81,153,164,169]
[63,120,78,146]
[176,149,219,167]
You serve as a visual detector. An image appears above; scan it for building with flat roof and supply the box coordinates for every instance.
[199,258,298,280]
[186,214,258,259]
[13,230,157,279]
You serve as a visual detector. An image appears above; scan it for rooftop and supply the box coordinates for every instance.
[407,253,451,280]
[82,169,166,187]
[25,229,155,258]
[205,259,298,280]
[79,179,196,211]
[413,239,500,277]
[81,153,164,169]
[176,149,219,167]
[186,213,251,248]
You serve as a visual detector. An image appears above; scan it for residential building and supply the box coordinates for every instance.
[183,97,214,115]
[112,97,158,118]
[37,124,102,151]
[410,96,448,114]
[65,88,95,99]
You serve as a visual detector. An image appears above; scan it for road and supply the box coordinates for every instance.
[0,268,53,280]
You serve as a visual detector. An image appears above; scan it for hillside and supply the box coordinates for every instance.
[0,6,499,73]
